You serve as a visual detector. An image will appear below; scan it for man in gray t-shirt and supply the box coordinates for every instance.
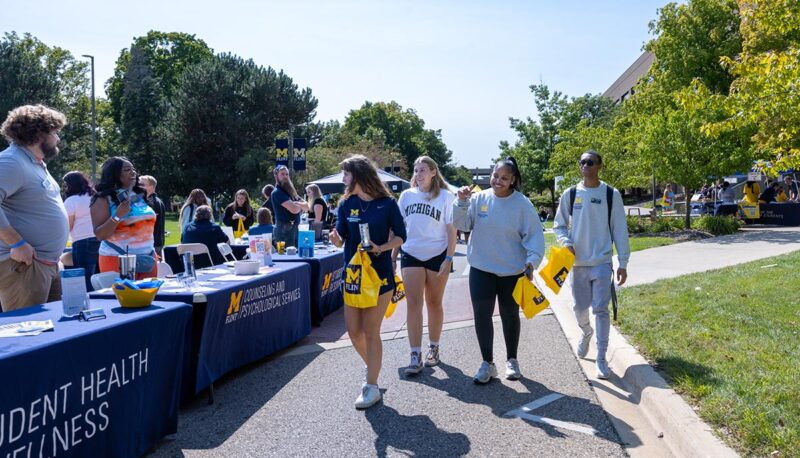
[0,105,69,311]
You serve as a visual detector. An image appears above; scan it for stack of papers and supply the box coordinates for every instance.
[0,320,55,337]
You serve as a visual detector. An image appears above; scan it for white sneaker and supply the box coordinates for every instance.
[473,361,498,384]
[404,351,424,375]
[596,358,611,380]
[424,345,440,367]
[505,358,522,380]
[354,383,382,409]
[576,329,594,359]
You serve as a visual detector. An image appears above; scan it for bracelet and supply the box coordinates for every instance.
[9,239,26,249]
[444,255,453,262]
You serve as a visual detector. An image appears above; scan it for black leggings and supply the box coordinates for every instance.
[469,267,521,363]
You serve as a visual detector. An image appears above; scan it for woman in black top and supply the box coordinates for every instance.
[305,183,328,224]
[330,155,406,409]
[223,189,255,230]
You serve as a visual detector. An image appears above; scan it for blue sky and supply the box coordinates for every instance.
[2,0,667,167]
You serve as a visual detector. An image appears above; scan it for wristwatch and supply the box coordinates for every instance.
[110,215,121,223]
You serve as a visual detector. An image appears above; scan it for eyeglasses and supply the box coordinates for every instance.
[579,159,596,167]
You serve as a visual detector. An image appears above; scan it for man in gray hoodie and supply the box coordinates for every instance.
[553,150,630,379]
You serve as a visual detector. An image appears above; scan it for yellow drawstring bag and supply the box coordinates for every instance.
[233,218,246,239]
[385,274,405,318]
[344,246,382,308]
[512,276,550,319]
[738,202,760,219]
[538,245,575,294]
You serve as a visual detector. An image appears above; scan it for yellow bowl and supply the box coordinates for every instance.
[113,286,159,308]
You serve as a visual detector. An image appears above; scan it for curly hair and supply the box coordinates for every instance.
[1,105,66,146]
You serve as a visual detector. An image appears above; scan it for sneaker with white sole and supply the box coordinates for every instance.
[354,383,382,409]
[576,329,594,359]
[505,358,522,380]
[596,358,611,380]
[473,361,498,384]
[404,351,424,375]
[424,345,440,367]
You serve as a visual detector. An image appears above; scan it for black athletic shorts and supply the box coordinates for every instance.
[400,249,447,272]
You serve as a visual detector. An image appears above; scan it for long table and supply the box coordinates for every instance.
[0,300,191,458]
[715,202,800,225]
[269,247,345,325]
[91,262,311,395]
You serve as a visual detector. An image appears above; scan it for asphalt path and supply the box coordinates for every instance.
[150,316,626,457]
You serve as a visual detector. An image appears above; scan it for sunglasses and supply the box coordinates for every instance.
[579,159,596,167]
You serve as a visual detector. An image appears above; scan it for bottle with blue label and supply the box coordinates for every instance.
[298,230,315,258]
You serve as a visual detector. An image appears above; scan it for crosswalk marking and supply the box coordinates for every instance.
[504,393,599,437]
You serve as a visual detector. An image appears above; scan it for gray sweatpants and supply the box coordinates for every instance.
[570,263,613,360]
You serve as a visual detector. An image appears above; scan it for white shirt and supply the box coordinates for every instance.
[63,194,95,242]
[398,187,455,261]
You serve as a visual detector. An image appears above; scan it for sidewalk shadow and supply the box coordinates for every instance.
[364,403,471,458]
[150,350,321,455]
[402,362,620,442]
[693,229,800,245]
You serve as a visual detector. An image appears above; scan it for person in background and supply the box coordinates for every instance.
[248,208,274,236]
[63,171,100,291]
[306,183,329,226]
[394,156,456,375]
[179,189,213,235]
[783,175,798,202]
[759,181,781,204]
[223,189,255,231]
[260,184,274,219]
[553,149,630,380]
[329,155,406,409]
[662,183,675,211]
[454,157,545,384]
[719,181,735,204]
[90,157,157,279]
[743,180,760,204]
[272,165,309,247]
[139,175,166,258]
[181,205,229,266]
[0,105,69,311]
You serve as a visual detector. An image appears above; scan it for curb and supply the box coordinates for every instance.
[549,291,738,458]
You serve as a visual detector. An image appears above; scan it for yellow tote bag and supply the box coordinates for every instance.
[385,274,405,318]
[512,277,550,319]
[344,247,382,308]
[233,218,246,239]
[538,245,575,294]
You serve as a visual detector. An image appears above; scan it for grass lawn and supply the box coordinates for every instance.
[616,251,800,456]
[543,231,674,256]
[164,213,181,246]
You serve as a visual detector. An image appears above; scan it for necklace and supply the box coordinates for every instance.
[358,196,373,213]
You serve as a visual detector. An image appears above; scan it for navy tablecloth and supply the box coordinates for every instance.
[270,247,345,324]
[715,202,800,225]
[90,263,311,394]
[0,300,191,458]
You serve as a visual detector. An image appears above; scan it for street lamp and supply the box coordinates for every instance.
[81,54,97,181]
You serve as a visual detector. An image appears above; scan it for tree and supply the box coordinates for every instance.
[0,32,107,179]
[708,0,800,171]
[501,84,616,211]
[161,53,317,199]
[106,31,213,125]
[343,101,453,178]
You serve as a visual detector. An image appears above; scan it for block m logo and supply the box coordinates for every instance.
[344,266,362,294]
[322,273,332,290]
[227,290,243,315]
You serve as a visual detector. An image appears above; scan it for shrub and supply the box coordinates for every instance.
[692,215,741,235]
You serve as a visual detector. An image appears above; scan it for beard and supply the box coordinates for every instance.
[277,176,299,200]
[41,142,59,160]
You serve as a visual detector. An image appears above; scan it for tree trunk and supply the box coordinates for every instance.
[550,183,557,216]
[684,187,691,230]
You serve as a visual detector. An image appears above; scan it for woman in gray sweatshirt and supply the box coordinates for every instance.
[453,157,545,384]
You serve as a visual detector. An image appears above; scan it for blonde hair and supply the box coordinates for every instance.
[305,183,323,208]
[139,175,157,187]
[411,156,449,200]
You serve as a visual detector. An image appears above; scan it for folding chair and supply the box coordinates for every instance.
[177,243,215,268]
